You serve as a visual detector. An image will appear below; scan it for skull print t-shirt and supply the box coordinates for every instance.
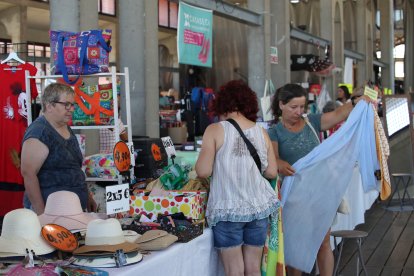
[0,63,38,215]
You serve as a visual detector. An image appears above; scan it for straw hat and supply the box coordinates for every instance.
[0,209,55,257]
[73,251,143,268]
[123,230,141,243]
[136,230,178,251]
[73,218,138,256]
[38,191,104,231]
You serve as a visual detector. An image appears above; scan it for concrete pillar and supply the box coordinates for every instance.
[144,0,160,138]
[356,0,368,87]
[79,0,99,155]
[320,0,343,98]
[333,2,344,84]
[247,0,265,98]
[49,0,79,32]
[119,0,159,137]
[80,0,98,31]
[404,0,414,93]
[270,0,290,88]
[379,0,395,93]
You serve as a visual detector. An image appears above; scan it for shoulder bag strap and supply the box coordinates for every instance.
[226,119,261,172]
[58,32,89,85]
[303,115,320,144]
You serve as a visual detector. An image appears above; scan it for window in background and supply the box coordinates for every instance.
[395,61,404,79]
[0,39,12,54]
[159,0,178,29]
[394,44,405,79]
[377,44,405,79]
[28,42,51,93]
[99,0,116,16]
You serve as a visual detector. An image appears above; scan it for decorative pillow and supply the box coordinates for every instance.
[83,153,118,179]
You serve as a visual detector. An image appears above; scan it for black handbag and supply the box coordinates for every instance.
[226,119,261,172]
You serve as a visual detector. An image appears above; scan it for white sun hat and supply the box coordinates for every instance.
[73,218,138,256]
[38,191,104,231]
[0,209,55,257]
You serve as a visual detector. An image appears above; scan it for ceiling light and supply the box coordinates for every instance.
[290,0,300,3]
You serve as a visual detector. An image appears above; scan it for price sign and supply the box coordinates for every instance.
[161,136,176,158]
[41,224,78,252]
[106,183,130,215]
[113,141,131,173]
[364,86,378,101]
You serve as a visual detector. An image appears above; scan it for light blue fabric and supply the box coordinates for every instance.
[280,101,379,272]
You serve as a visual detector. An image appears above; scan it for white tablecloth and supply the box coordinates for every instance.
[103,228,225,276]
[103,166,378,274]
[330,165,379,247]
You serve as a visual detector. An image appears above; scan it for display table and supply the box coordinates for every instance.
[103,228,225,276]
[330,165,379,247]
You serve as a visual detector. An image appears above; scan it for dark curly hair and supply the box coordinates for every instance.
[210,80,258,121]
[271,83,307,121]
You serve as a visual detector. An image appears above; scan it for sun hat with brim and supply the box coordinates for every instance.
[0,209,55,257]
[73,218,138,256]
[136,230,178,251]
[135,230,168,243]
[38,191,105,231]
[73,251,143,268]
[123,230,141,243]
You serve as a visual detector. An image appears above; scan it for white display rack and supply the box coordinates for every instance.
[25,66,135,184]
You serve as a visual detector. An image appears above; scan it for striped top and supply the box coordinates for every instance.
[206,121,279,227]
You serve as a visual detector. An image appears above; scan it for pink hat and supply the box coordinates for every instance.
[38,191,104,231]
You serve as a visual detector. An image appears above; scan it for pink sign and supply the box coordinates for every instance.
[184,29,205,46]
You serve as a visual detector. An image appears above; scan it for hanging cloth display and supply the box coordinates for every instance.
[0,55,38,216]
[280,102,379,272]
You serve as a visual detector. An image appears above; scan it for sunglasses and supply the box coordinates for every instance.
[53,101,75,110]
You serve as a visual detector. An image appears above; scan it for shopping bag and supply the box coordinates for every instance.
[70,83,114,126]
[261,79,275,122]
[316,81,332,113]
[50,29,112,85]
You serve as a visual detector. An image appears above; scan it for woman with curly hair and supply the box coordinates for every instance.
[195,80,279,276]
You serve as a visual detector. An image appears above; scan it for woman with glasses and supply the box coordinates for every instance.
[20,83,96,215]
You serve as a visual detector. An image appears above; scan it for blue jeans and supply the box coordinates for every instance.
[212,218,269,249]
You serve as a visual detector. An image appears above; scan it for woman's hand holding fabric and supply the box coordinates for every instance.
[354,95,376,106]
[277,159,295,176]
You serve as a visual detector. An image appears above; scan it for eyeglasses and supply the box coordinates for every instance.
[53,101,75,110]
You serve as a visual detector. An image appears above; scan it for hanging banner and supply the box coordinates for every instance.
[177,2,213,68]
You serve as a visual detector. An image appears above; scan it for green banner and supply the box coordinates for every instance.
[177,2,213,67]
